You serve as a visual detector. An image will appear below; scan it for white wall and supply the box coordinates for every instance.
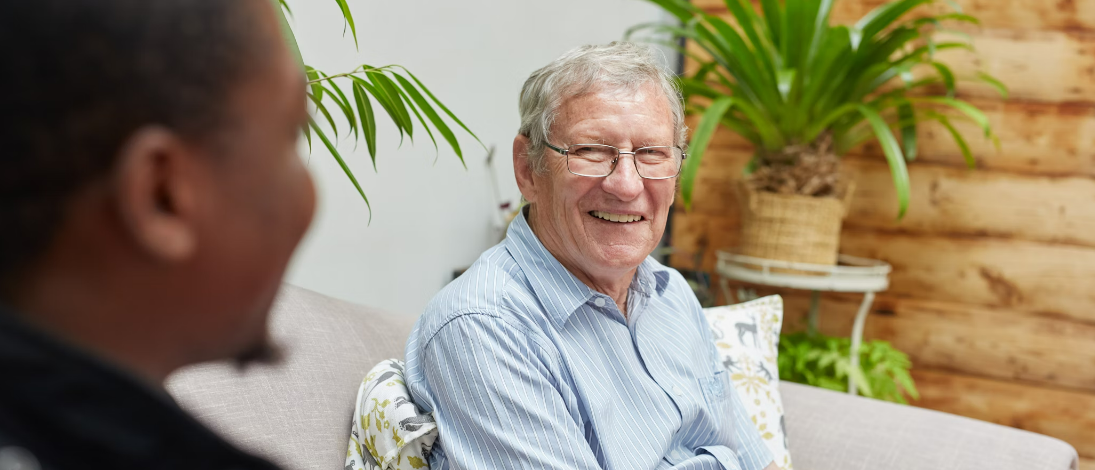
[285,0,676,315]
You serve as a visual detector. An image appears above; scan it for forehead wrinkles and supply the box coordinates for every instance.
[554,89,672,146]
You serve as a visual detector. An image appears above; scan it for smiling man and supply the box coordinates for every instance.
[405,42,779,470]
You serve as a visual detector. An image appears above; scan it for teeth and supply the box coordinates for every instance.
[591,211,642,223]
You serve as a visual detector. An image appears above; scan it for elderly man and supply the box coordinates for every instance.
[405,42,778,470]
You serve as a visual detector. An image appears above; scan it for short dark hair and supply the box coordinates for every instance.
[0,0,271,282]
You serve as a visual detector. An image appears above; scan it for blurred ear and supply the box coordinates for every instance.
[513,134,538,204]
[112,126,200,263]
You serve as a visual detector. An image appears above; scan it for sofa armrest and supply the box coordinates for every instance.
[780,381,1078,470]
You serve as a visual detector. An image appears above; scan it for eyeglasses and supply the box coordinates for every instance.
[545,143,686,180]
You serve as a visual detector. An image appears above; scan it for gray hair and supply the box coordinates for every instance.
[517,41,687,173]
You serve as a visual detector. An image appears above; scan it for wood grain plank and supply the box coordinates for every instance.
[840,229,1095,324]
[911,369,1095,458]
[700,100,1095,178]
[669,211,737,272]
[843,157,1095,248]
[933,29,1095,103]
[738,289,1095,392]
[677,144,1095,249]
[674,219,1095,323]
[1082,457,1094,470]
[693,0,1095,33]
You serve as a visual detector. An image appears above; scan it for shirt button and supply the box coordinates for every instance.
[593,298,606,307]
[672,386,684,396]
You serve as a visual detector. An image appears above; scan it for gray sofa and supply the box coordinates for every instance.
[167,284,1080,470]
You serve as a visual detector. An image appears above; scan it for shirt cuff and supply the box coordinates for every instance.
[697,446,745,470]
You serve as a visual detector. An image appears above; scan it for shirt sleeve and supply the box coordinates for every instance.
[730,384,775,470]
[416,313,602,470]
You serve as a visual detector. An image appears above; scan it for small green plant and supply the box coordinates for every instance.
[274,0,483,219]
[778,331,919,404]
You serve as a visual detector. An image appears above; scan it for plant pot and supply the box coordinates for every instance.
[735,180,855,267]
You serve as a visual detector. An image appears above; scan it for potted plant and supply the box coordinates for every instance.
[632,0,1006,265]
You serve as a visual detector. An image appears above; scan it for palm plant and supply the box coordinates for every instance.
[274,0,483,219]
[631,0,1006,217]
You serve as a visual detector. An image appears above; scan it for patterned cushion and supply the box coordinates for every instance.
[346,359,437,470]
[704,295,792,470]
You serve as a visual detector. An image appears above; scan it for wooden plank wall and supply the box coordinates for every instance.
[673,0,1095,465]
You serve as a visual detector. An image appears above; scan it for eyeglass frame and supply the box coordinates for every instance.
[544,142,687,180]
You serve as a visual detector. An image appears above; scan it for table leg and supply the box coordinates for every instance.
[807,291,820,336]
[848,291,876,395]
[719,276,733,306]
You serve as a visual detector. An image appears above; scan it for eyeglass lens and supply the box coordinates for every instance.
[566,144,682,178]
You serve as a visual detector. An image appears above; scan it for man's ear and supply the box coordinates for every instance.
[513,134,538,204]
[112,126,200,263]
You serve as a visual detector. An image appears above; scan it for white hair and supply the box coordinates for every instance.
[517,41,687,173]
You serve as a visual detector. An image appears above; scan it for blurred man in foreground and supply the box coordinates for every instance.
[0,0,315,468]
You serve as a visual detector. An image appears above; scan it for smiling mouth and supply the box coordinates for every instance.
[590,210,644,223]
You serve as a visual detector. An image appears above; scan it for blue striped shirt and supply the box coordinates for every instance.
[405,211,774,470]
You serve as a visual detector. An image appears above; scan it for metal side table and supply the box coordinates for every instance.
[715,250,892,395]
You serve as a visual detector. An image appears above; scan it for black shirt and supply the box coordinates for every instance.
[0,305,282,470]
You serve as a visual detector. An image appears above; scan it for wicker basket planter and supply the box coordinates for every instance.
[736,180,855,267]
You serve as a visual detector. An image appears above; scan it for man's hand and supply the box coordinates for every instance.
[764,463,782,470]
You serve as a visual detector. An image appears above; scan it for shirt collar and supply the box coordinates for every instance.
[504,208,671,329]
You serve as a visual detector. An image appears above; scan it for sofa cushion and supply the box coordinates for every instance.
[166,284,415,470]
[780,381,1079,470]
[704,296,792,469]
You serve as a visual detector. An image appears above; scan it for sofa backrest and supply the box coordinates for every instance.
[167,284,415,470]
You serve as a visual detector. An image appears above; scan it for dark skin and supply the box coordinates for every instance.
[7,0,316,386]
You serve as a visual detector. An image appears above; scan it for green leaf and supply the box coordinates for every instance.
[857,104,910,219]
[368,72,415,140]
[351,76,406,146]
[977,72,1009,99]
[394,73,465,167]
[309,118,371,221]
[319,81,357,139]
[351,82,378,169]
[931,62,957,98]
[307,92,339,137]
[274,1,304,70]
[700,16,782,110]
[722,0,779,79]
[931,112,976,168]
[848,362,874,397]
[682,96,736,209]
[334,0,358,48]
[856,0,932,41]
[392,81,439,156]
[305,66,324,101]
[400,67,486,150]
[913,96,992,137]
[777,68,796,101]
[301,121,312,152]
[897,102,917,161]
[758,0,783,51]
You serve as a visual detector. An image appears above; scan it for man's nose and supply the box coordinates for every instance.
[601,154,644,200]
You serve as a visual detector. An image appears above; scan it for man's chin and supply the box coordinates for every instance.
[593,245,652,271]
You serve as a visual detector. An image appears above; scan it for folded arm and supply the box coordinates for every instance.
[418,313,777,470]
[417,313,602,470]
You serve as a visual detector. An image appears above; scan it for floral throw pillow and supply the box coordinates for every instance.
[704,295,792,470]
